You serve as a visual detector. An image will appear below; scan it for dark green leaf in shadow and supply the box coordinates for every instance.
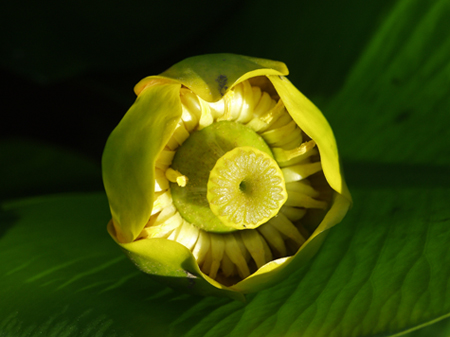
[400,315,450,337]
[343,162,450,189]
[325,0,450,165]
[0,194,217,336]
[0,138,102,201]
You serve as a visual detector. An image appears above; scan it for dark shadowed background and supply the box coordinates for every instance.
[1,0,393,163]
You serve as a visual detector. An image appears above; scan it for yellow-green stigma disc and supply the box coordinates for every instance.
[170,121,274,233]
[207,147,287,230]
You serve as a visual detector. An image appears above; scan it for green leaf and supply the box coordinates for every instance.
[1,186,449,336]
[0,194,204,337]
[0,139,102,201]
[324,0,450,166]
[176,186,450,337]
[102,82,182,243]
[401,316,450,337]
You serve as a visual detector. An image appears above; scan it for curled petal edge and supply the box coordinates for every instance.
[268,75,352,204]
[102,82,182,243]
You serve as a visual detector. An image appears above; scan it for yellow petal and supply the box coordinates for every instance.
[268,75,352,203]
[102,81,182,243]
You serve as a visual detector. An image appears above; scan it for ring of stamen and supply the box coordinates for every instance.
[142,79,329,285]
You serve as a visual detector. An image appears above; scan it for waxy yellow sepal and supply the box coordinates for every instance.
[103,82,182,243]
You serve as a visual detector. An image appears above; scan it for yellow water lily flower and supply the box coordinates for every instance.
[102,53,352,301]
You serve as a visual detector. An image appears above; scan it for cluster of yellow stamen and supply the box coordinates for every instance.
[140,79,327,285]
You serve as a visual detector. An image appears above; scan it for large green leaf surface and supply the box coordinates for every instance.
[325,0,450,166]
[0,194,194,337]
[404,317,450,337]
[1,185,449,336]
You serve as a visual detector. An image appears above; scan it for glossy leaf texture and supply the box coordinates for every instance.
[1,188,449,336]
[0,194,198,337]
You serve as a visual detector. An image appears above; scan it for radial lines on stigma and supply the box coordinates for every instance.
[141,79,327,285]
[208,147,287,229]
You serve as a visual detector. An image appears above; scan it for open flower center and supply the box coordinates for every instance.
[141,78,328,285]
[169,121,277,233]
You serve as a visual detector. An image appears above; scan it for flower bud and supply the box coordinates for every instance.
[102,54,352,300]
